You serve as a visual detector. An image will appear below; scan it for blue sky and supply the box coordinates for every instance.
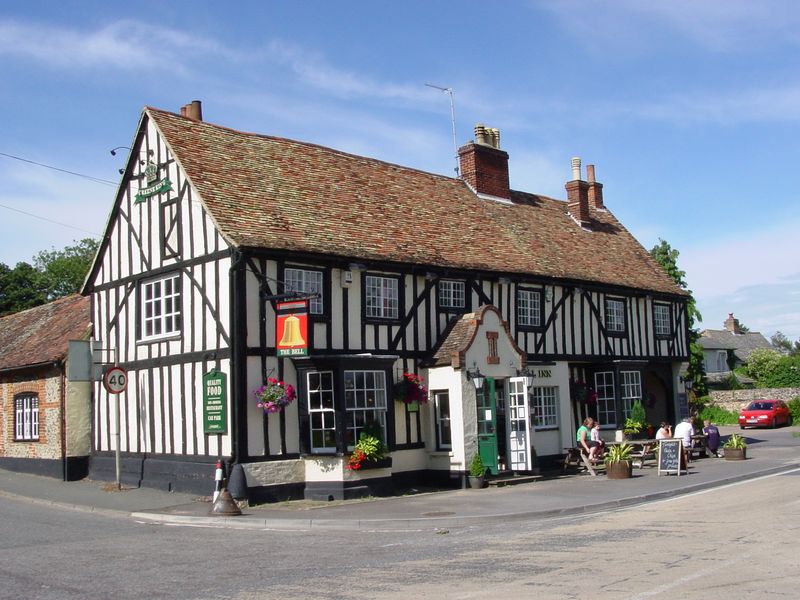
[1,1,798,340]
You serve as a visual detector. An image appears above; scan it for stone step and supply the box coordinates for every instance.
[486,474,542,487]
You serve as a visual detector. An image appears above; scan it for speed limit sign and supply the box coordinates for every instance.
[104,366,128,394]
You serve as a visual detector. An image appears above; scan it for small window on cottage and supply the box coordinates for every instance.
[653,303,671,337]
[438,280,465,311]
[605,298,626,333]
[365,274,399,320]
[14,394,39,441]
[517,288,542,328]
[433,391,452,450]
[141,273,181,341]
[284,267,324,314]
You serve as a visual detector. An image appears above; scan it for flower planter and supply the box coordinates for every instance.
[468,475,485,489]
[360,457,392,470]
[724,447,746,461]
[606,460,633,479]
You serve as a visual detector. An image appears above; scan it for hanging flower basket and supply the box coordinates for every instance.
[393,372,428,405]
[570,379,597,404]
[253,377,296,413]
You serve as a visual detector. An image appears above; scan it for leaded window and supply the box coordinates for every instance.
[284,267,324,314]
[365,274,399,319]
[438,280,465,311]
[14,394,39,441]
[517,288,542,328]
[141,273,181,340]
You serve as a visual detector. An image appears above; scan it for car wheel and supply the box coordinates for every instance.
[740,425,745,430]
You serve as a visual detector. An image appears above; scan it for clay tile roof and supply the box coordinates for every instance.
[147,107,686,296]
[0,295,91,371]
[430,312,480,368]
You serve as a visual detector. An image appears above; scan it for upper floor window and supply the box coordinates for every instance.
[284,267,324,315]
[653,303,671,337]
[141,273,181,341]
[517,287,543,328]
[365,274,399,320]
[605,297,626,334]
[438,280,465,311]
[14,394,39,441]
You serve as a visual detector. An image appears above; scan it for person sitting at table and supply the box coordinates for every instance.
[590,420,605,458]
[577,417,600,463]
[703,419,721,457]
[673,417,694,462]
[656,421,672,440]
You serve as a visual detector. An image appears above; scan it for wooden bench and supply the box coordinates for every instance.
[563,447,604,476]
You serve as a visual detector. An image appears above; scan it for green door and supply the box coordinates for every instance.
[477,377,499,475]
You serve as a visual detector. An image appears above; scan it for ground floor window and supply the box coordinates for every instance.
[433,390,452,449]
[298,357,394,455]
[594,371,616,427]
[344,370,387,448]
[14,394,39,441]
[530,386,559,429]
[307,371,336,453]
[620,370,642,418]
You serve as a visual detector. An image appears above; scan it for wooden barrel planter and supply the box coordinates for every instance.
[724,448,746,461]
[606,460,633,479]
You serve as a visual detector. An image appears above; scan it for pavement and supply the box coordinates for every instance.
[2,426,798,531]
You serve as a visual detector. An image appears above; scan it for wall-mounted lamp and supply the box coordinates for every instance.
[348,262,366,271]
[517,367,536,387]
[466,365,485,390]
[424,272,438,281]
[544,288,553,303]
[498,277,511,286]
[574,287,583,297]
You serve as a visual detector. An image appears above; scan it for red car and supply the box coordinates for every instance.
[738,400,793,429]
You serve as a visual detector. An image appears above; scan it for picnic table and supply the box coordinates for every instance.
[605,439,659,469]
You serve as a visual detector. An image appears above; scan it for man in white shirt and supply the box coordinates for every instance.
[673,417,694,462]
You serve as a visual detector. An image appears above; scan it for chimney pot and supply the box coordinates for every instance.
[185,100,203,121]
[458,123,511,199]
[571,157,582,181]
[586,163,604,208]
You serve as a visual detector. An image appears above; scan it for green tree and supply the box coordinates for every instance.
[0,238,98,316]
[771,331,799,355]
[649,239,707,395]
[0,261,48,316]
[34,238,99,300]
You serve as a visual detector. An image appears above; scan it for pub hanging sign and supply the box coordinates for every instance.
[135,161,173,203]
[276,300,309,357]
[203,369,228,434]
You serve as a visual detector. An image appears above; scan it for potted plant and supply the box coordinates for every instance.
[346,423,390,471]
[623,400,648,440]
[723,433,747,461]
[604,443,634,479]
[468,453,486,488]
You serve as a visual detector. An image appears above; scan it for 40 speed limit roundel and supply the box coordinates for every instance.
[103,366,128,394]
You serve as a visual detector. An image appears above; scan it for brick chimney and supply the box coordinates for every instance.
[458,123,510,199]
[586,164,604,208]
[724,313,741,334]
[180,100,203,121]
[565,157,590,227]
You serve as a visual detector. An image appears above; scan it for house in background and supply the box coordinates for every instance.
[83,101,690,501]
[0,294,92,480]
[699,313,772,384]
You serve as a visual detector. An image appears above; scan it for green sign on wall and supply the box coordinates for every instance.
[203,370,228,434]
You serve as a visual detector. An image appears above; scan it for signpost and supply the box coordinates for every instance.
[658,439,684,476]
[103,366,128,489]
[203,370,228,435]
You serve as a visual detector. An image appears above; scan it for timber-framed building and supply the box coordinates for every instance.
[83,101,689,500]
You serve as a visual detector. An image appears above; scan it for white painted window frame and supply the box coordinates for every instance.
[517,288,542,327]
[438,280,465,311]
[14,394,39,441]
[530,385,559,429]
[434,390,452,449]
[141,272,181,341]
[284,267,324,314]
[620,371,642,418]
[344,370,387,449]
[605,298,626,333]
[365,275,399,320]
[594,371,617,427]
[307,371,336,454]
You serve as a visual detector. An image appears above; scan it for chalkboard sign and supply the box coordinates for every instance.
[658,439,684,476]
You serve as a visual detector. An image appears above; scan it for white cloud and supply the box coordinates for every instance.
[538,0,800,53]
[0,19,239,72]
